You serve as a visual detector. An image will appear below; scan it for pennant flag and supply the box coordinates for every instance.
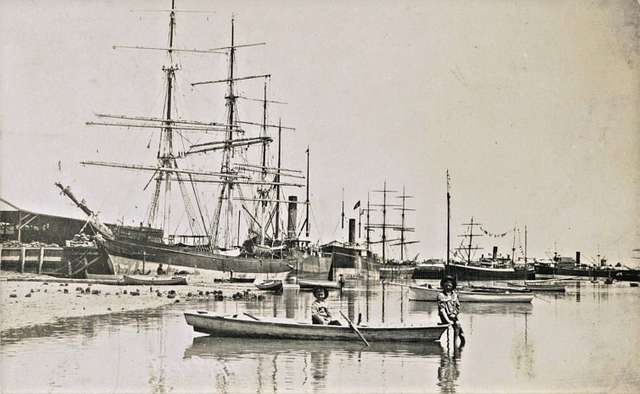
[353,200,361,210]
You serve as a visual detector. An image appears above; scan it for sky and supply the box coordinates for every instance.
[1,0,639,264]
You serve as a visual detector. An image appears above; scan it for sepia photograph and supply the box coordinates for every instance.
[1,0,639,392]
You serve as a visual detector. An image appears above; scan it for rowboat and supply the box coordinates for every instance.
[466,284,531,293]
[122,274,187,286]
[184,310,449,342]
[506,281,566,292]
[298,279,342,290]
[254,279,283,291]
[409,284,534,303]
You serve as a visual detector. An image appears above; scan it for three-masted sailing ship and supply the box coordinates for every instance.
[58,2,330,282]
[364,182,420,278]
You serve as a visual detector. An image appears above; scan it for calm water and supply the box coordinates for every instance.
[1,280,639,393]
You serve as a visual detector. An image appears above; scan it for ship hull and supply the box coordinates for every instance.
[445,263,535,281]
[534,264,640,281]
[291,251,333,281]
[412,264,446,279]
[99,238,293,282]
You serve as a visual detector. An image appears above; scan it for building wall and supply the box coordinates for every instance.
[0,211,90,246]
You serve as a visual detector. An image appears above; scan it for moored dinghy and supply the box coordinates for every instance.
[409,284,534,303]
[254,279,283,291]
[506,280,566,292]
[298,279,342,290]
[122,275,187,286]
[184,311,449,342]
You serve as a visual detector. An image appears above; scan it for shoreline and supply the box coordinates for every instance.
[0,272,257,333]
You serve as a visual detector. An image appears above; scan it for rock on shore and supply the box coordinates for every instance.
[0,273,257,332]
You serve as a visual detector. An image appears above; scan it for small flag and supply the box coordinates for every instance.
[353,200,361,210]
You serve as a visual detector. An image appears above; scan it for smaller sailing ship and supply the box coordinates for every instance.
[446,218,535,280]
[442,171,534,281]
[368,183,420,279]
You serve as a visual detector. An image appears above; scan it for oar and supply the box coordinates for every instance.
[243,312,260,321]
[340,311,370,347]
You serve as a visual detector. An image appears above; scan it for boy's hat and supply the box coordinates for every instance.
[440,275,457,289]
[313,287,329,299]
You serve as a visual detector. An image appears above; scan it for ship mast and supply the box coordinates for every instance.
[368,181,400,263]
[159,1,178,236]
[392,186,418,261]
[305,146,310,238]
[365,192,372,250]
[447,170,451,266]
[456,217,483,264]
[221,17,237,249]
[275,120,282,239]
[194,18,272,249]
[187,18,303,251]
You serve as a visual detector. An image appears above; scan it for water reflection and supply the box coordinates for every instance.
[438,339,463,393]
[0,307,166,345]
[184,336,459,392]
[2,281,639,393]
[409,299,533,316]
[283,287,298,318]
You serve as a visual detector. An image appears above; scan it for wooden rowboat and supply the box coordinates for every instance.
[122,274,187,286]
[184,310,449,342]
[409,284,534,303]
[506,281,566,292]
[465,284,531,293]
[254,279,283,291]
[298,279,342,290]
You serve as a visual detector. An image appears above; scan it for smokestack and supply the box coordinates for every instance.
[287,196,298,239]
[348,218,356,244]
[576,251,581,265]
[492,246,498,260]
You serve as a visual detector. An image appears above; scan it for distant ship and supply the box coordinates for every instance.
[534,252,640,281]
[441,172,534,281]
[446,218,535,281]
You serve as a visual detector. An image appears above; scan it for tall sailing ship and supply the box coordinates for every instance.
[58,2,330,282]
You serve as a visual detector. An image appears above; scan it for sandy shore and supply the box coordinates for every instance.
[0,272,257,333]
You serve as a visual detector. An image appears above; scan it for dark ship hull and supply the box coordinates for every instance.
[535,264,640,281]
[445,262,535,281]
[321,243,380,281]
[99,237,293,282]
[412,262,446,279]
[292,252,333,281]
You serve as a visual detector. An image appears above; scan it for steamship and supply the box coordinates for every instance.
[534,252,640,281]
[447,217,535,281]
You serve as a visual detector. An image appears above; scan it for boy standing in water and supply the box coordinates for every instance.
[438,275,465,345]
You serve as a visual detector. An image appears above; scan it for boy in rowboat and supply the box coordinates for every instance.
[311,287,341,326]
[438,275,465,345]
